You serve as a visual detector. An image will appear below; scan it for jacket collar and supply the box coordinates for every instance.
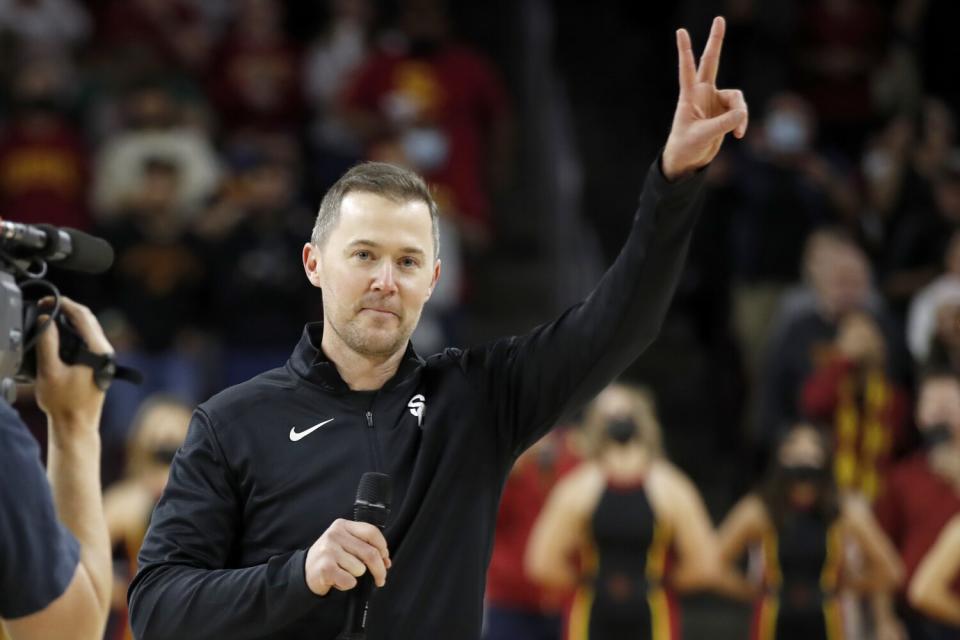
[288,322,424,393]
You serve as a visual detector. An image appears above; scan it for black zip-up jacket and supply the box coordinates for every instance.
[128,157,706,639]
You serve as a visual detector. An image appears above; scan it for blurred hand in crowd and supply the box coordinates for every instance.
[836,312,886,368]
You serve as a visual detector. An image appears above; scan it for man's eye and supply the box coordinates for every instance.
[400,257,418,268]
[355,251,371,260]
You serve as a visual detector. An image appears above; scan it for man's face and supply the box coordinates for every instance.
[304,192,440,358]
[811,247,869,318]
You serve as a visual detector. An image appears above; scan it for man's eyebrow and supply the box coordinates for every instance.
[347,239,425,256]
[347,239,380,249]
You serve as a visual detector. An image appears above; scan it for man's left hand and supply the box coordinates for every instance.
[662,16,748,181]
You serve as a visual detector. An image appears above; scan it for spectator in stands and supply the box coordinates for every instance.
[0,0,90,55]
[0,54,90,231]
[756,228,903,449]
[726,92,857,373]
[856,112,936,273]
[913,98,957,184]
[800,312,911,502]
[526,384,719,639]
[875,150,960,318]
[340,0,512,249]
[874,369,960,639]
[303,0,373,165]
[926,298,960,374]
[199,142,316,387]
[92,78,220,221]
[95,155,208,448]
[793,0,888,156]
[908,229,960,366]
[206,0,305,136]
[95,0,213,72]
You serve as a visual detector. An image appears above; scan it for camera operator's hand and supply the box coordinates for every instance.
[34,297,114,429]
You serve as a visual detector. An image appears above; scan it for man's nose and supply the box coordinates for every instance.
[371,261,398,293]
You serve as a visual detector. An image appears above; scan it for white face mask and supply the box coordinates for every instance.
[401,126,449,171]
[765,111,810,155]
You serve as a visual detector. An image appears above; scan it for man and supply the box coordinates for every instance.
[0,298,115,639]
[129,17,748,639]
[874,370,960,639]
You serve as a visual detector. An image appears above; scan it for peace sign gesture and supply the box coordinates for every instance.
[662,17,748,181]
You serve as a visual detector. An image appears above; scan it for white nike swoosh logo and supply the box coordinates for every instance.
[289,418,335,442]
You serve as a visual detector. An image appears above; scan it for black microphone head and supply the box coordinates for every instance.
[58,228,114,273]
[354,472,392,528]
[356,472,392,509]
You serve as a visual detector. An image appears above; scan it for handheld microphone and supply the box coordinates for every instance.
[0,221,114,273]
[338,472,392,640]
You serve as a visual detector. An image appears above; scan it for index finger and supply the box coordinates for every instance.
[676,28,696,94]
[696,16,725,85]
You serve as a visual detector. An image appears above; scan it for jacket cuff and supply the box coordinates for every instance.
[647,150,708,203]
[271,548,320,609]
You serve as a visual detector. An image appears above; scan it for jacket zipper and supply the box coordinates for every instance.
[365,407,383,471]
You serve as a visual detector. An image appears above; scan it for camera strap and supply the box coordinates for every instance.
[73,348,143,391]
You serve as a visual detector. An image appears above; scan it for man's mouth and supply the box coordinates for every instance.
[361,307,400,319]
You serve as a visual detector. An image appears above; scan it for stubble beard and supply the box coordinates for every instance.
[330,308,413,358]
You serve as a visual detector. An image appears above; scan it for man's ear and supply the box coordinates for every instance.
[303,243,324,288]
[425,259,442,301]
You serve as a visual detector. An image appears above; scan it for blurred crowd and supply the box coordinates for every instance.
[2,0,960,638]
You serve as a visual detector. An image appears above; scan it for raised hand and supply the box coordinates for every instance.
[662,17,748,181]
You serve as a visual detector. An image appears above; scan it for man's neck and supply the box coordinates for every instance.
[320,328,406,391]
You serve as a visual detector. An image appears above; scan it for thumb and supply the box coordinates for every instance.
[35,315,62,377]
[701,108,747,140]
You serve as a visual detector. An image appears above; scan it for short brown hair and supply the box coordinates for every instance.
[311,162,440,259]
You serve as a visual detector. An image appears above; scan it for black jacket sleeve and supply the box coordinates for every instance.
[465,155,706,457]
[128,409,319,640]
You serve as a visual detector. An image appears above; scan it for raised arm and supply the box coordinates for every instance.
[907,515,960,626]
[466,17,749,456]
